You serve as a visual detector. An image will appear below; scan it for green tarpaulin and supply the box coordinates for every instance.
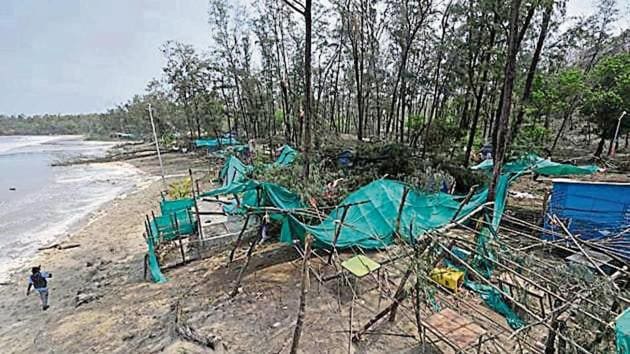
[472,153,598,176]
[219,155,253,187]
[280,179,488,249]
[195,137,240,149]
[617,309,630,354]
[274,145,298,166]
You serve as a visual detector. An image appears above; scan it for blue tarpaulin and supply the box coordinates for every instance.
[544,179,630,259]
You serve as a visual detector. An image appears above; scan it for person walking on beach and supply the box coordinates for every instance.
[26,266,52,311]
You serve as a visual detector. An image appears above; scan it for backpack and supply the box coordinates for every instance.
[31,272,47,289]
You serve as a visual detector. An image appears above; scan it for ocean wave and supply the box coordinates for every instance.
[0,138,147,281]
[0,135,78,155]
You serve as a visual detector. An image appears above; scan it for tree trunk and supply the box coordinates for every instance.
[509,1,553,146]
[290,235,312,354]
[488,0,523,201]
[303,0,312,178]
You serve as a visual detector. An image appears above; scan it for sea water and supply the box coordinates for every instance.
[0,136,146,281]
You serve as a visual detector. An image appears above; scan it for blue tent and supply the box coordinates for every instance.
[543,179,630,259]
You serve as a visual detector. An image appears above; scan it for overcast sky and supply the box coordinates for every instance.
[0,0,627,116]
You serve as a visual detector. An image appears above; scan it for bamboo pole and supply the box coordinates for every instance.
[451,184,478,222]
[328,205,350,264]
[394,187,410,237]
[228,214,251,264]
[290,235,313,354]
[229,225,263,297]
[189,169,204,259]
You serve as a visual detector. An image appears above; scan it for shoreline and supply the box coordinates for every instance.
[0,136,151,283]
[0,150,213,353]
[0,164,155,284]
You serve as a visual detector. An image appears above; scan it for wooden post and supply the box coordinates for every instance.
[290,235,313,354]
[229,214,251,264]
[328,205,350,264]
[196,180,201,196]
[189,169,204,257]
[414,241,422,337]
[229,227,263,297]
[451,184,478,222]
[541,190,550,226]
[172,213,186,264]
[144,216,153,244]
[143,253,148,280]
[348,297,354,354]
[394,187,410,237]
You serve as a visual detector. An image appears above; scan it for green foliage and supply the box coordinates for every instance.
[530,68,586,117]
[406,114,425,131]
[423,117,465,154]
[167,178,192,199]
[512,123,550,155]
[581,53,630,138]
[274,109,284,124]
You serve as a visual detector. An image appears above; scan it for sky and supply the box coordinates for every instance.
[0,0,627,116]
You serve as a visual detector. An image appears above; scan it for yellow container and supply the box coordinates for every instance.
[430,268,464,293]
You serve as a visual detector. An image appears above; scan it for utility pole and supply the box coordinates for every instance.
[610,111,627,158]
[148,103,167,191]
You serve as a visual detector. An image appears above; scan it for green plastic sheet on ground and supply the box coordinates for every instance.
[471,153,598,176]
[466,281,526,329]
[617,309,630,354]
[446,251,525,330]
[280,179,488,249]
[274,145,298,166]
[194,137,240,149]
[219,156,252,186]
[147,238,166,283]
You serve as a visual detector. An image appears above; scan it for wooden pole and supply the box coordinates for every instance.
[229,227,263,297]
[348,297,354,354]
[172,213,186,264]
[148,103,168,191]
[189,169,204,257]
[290,234,313,354]
[394,187,410,237]
[229,214,251,264]
[451,184,478,222]
[328,205,350,264]
[414,241,422,338]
